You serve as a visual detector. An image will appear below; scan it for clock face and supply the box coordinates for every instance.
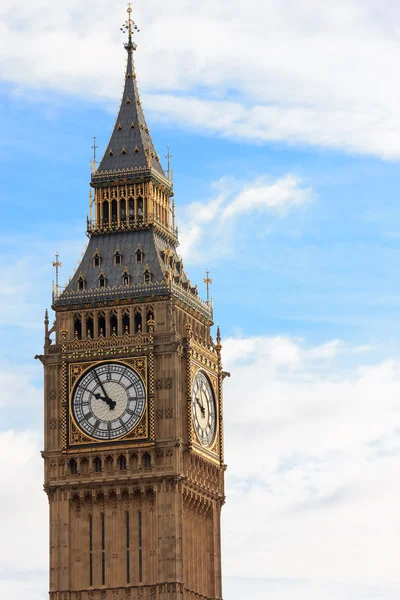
[72,362,146,441]
[191,370,216,448]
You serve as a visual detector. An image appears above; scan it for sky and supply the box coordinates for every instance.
[2,0,400,598]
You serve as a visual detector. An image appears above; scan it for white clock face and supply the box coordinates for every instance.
[191,370,216,448]
[72,362,146,441]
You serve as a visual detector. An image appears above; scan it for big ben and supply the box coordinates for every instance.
[38,6,226,600]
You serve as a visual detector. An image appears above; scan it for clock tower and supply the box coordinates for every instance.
[38,7,226,600]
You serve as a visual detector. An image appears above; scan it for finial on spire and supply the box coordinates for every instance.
[204,269,212,304]
[52,253,62,299]
[91,134,98,174]
[121,3,139,52]
[166,145,172,181]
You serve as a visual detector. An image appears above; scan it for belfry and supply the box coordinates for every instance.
[38,6,226,600]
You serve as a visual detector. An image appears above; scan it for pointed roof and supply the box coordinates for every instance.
[96,18,165,178]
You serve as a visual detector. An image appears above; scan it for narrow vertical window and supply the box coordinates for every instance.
[101,513,105,586]
[126,511,130,584]
[138,511,143,583]
[89,515,93,587]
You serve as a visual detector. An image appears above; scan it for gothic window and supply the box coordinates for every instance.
[86,316,94,338]
[98,313,106,336]
[136,248,143,263]
[74,316,82,340]
[122,312,130,334]
[102,202,109,226]
[120,199,126,224]
[110,312,118,335]
[93,457,102,472]
[143,452,151,469]
[69,459,78,475]
[144,268,152,284]
[93,251,101,268]
[77,276,86,291]
[128,198,134,224]
[134,311,142,333]
[122,273,130,286]
[119,455,127,470]
[114,250,122,266]
[146,309,154,331]
[137,196,143,222]
[111,199,117,225]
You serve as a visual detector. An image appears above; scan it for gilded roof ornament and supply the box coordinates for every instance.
[120,2,139,53]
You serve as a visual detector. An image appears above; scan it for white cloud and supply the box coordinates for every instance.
[221,334,400,598]
[178,174,312,263]
[1,0,400,157]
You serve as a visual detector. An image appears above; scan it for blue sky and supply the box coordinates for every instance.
[2,1,400,599]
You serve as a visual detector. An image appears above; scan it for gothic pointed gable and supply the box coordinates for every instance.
[97,43,165,177]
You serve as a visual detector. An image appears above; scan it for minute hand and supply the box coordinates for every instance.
[94,371,109,399]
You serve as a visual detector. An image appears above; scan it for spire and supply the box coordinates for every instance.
[96,4,165,178]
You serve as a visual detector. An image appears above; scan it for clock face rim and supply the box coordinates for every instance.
[191,369,217,449]
[71,361,146,442]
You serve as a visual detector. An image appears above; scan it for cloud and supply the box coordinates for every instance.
[178,174,312,263]
[221,334,400,596]
[1,0,400,157]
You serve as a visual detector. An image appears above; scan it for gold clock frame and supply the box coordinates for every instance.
[189,360,221,463]
[67,356,151,447]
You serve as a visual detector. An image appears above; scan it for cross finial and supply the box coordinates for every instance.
[121,3,139,52]
[52,252,62,299]
[166,145,172,181]
[203,269,213,304]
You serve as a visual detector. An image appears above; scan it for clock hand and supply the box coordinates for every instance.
[196,397,205,417]
[94,371,109,399]
[93,393,116,410]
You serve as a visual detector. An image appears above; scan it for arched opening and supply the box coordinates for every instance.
[102,202,109,226]
[137,196,143,222]
[120,199,126,224]
[144,269,152,284]
[110,313,118,335]
[122,313,130,334]
[143,453,151,469]
[111,199,117,225]
[122,273,130,286]
[93,457,102,473]
[74,316,82,340]
[98,275,106,289]
[146,309,154,332]
[86,317,94,338]
[128,198,134,224]
[70,459,78,475]
[98,314,106,336]
[78,276,86,291]
[134,311,142,333]
[119,455,127,471]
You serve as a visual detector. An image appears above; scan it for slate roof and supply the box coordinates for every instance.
[61,230,187,297]
[96,46,165,178]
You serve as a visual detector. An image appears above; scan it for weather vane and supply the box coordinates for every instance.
[204,270,213,304]
[121,2,139,50]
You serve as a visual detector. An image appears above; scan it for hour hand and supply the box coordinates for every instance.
[94,393,116,410]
